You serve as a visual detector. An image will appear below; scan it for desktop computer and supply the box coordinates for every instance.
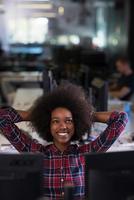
[85,151,134,200]
[0,153,44,200]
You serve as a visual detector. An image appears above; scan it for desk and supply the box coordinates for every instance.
[0,71,42,105]
[108,112,134,152]
[0,71,44,148]
[0,71,42,82]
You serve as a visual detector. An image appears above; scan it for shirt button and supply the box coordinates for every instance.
[61,178,64,182]
[61,192,64,196]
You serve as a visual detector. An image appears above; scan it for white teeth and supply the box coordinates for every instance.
[58,133,67,136]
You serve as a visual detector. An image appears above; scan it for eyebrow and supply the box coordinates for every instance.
[51,117,73,120]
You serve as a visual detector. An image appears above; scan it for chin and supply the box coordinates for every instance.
[59,140,69,144]
[58,138,70,144]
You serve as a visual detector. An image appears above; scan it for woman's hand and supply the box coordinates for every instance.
[17,110,31,121]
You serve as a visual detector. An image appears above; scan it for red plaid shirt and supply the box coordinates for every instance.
[0,107,128,200]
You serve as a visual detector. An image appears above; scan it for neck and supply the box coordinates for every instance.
[54,141,70,152]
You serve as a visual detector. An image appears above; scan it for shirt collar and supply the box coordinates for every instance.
[49,143,78,155]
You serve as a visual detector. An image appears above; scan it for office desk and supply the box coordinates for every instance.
[108,112,134,152]
[0,71,42,105]
[0,71,42,82]
[0,72,44,148]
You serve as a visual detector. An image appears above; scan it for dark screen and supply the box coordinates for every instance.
[90,80,108,111]
[0,153,43,200]
[85,151,134,200]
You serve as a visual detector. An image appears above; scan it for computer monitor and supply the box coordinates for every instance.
[90,79,108,111]
[80,50,107,67]
[85,151,134,200]
[0,153,44,200]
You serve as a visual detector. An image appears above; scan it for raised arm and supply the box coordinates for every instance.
[93,111,114,123]
[79,111,128,153]
[0,106,43,152]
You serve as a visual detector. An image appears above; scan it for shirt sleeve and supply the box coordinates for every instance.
[0,106,44,152]
[79,111,128,153]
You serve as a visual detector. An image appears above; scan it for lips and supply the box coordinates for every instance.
[58,132,68,136]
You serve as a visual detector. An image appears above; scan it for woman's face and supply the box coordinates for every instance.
[50,107,75,147]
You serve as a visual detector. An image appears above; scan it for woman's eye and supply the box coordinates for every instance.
[51,120,59,124]
[66,119,73,124]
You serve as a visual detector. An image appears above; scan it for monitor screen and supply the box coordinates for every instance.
[85,151,134,200]
[80,50,107,67]
[0,153,44,200]
[90,79,108,111]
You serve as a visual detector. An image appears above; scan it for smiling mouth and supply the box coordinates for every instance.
[58,133,68,136]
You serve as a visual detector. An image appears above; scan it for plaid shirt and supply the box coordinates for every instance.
[0,107,128,200]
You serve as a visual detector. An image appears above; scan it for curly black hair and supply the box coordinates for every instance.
[29,83,93,142]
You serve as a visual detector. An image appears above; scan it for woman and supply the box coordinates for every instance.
[0,83,128,200]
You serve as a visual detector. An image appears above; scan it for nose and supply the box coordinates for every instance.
[59,121,67,129]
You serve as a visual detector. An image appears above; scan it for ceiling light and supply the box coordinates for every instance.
[58,6,64,15]
[32,12,56,18]
[17,3,53,10]
[0,4,4,9]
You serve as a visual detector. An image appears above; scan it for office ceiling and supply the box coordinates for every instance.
[0,0,118,20]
